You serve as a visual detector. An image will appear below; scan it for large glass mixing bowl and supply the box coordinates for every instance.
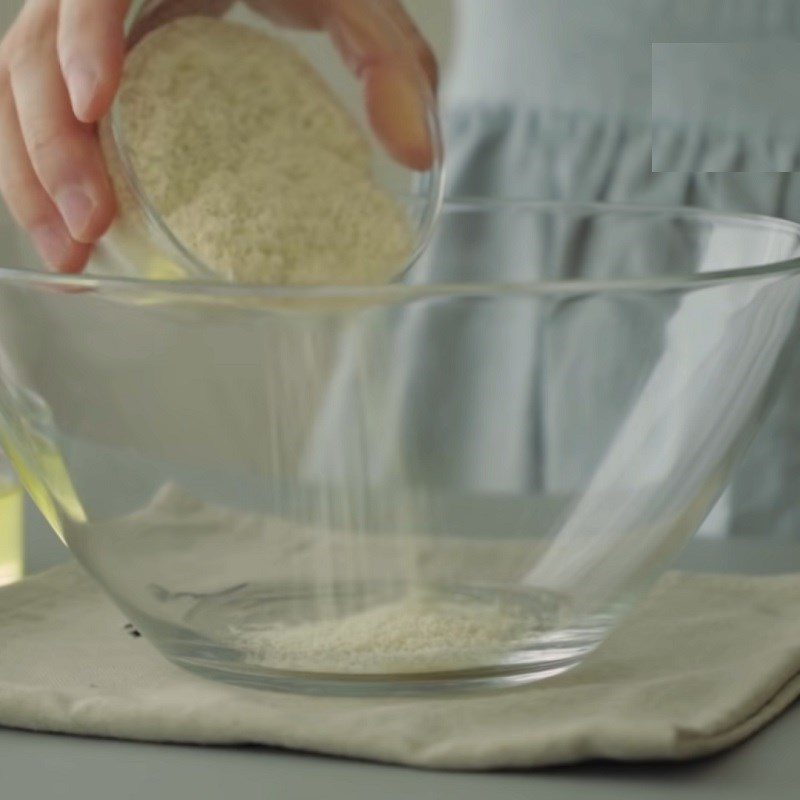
[0,201,799,695]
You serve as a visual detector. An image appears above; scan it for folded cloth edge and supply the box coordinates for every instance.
[2,563,800,771]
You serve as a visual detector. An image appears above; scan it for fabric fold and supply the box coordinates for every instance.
[2,562,800,770]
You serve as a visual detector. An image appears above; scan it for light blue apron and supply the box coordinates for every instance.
[308,0,800,539]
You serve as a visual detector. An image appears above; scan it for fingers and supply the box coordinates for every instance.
[7,0,116,245]
[0,75,90,272]
[326,0,437,170]
[246,0,438,170]
[0,0,437,284]
[364,61,434,171]
[57,0,130,123]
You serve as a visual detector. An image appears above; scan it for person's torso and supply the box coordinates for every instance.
[429,1,800,539]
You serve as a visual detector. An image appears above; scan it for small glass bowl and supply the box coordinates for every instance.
[91,0,444,282]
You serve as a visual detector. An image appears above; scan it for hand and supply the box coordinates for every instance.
[0,0,438,274]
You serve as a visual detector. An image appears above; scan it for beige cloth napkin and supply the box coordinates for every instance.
[2,560,800,770]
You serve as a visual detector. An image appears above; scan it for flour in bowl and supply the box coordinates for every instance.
[228,587,553,674]
[102,16,412,284]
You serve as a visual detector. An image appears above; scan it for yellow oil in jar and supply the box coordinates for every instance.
[0,480,23,587]
[0,432,85,543]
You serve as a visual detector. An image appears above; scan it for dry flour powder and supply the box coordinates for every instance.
[103,16,412,284]
[230,591,534,673]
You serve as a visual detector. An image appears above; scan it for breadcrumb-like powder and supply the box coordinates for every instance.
[230,592,534,673]
[104,16,412,284]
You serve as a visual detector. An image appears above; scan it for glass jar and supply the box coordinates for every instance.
[91,0,444,283]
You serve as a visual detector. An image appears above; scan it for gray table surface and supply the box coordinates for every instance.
[2,501,800,800]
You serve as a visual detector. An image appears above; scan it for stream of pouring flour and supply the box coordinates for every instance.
[62,323,574,677]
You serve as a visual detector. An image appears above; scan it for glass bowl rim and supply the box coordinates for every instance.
[2,199,800,300]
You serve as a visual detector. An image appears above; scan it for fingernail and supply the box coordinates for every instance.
[56,185,97,241]
[31,222,72,271]
[367,64,433,171]
[65,61,99,120]
[394,72,433,157]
